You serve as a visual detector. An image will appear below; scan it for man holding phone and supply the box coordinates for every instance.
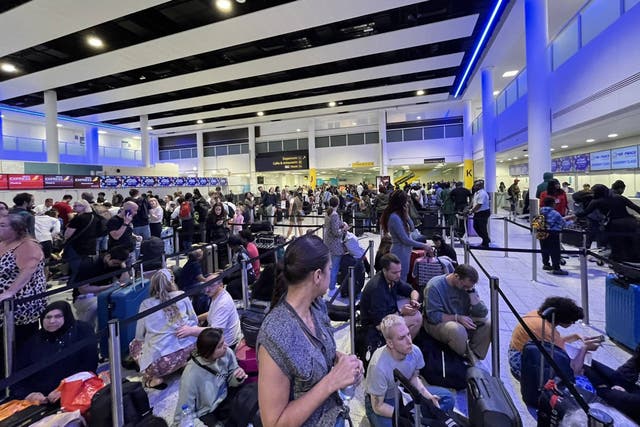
[423,264,491,360]
[107,201,138,255]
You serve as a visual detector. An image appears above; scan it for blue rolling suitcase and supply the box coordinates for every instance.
[605,273,640,350]
[97,279,150,358]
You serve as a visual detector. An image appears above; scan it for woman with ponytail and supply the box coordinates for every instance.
[257,234,363,427]
[130,269,198,389]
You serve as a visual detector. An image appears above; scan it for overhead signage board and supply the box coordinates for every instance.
[74,176,101,189]
[550,158,560,173]
[351,161,374,168]
[573,154,590,172]
[590,150,611,171]
[121,176,141,188]
[140,176,157,187]
[44,175,74,189]
[0,175,7,190]
[186,177,199,186]
[157,177,174,187]
[255,150,309,172]
[8,174,44,190]
[220,178,228,186]
[423,158,445,164]
[174,177,187,186]
[611,146,638,169]
[100,176,121,188]
[198,177,209,186]
[559,156,573,173]
[509,164,528,176]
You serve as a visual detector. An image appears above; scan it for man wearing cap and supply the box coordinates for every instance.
[470,180,491,248]
[507,179,521,215]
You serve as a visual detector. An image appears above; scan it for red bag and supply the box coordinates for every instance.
[57,372,105,414]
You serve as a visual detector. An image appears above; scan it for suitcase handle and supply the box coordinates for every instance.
[468,378,481,400]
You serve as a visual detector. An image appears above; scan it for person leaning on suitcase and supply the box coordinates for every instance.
[423,264,491,360]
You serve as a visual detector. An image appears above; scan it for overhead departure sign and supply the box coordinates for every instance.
[423,158,445,164]
[255,150,309,172]
[351,161,374,168]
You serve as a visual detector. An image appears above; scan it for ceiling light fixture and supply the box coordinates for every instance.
[507,158,512,161]
[98,130,107,135]
[86,36,104,48]
[328,101,337,107]
[513,156,518,159]
[502,70,518,78]
[351,122,357,126]
[550,148,555,151]
[499,160,504,163]
[1,63,17,73]
[524,154,529,157]
[452,0,506,97]
[215,0,232,12]
[416,116,421,120]
[56,124,62,128]
[416,90,425,96]
[296,128,301,132]
[236,0,245,3]
[586,138,595,143]
[196,119,204,124]
[608,133,618,138]
[493,90,499,96]
[147,126,153,130]
[560,145,568,148]
[257,111,264,117]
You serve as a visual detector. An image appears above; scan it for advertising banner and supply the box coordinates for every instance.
[44,175,74,189]
[100,176,121,188]
[8,174,44,190]
[157,177,174,187]
[220,178,228,186]
[0,175,7,190]
[559,156,573,173]
[140,176,157,187]
[550,158,560,173]
[185,177,198,186]
[573,154,589,171]
[611,146,638,169]
[198,177,209,186]
[209,177,219,186]
[174,177,187,186]
[73,176,101,189]
[121,176,142,188]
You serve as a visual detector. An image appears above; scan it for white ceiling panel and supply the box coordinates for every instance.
[0,0,426,101]
[79,56,462,122]
[0,0,170,58]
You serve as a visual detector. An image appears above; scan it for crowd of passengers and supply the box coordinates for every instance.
[1,181,639,425]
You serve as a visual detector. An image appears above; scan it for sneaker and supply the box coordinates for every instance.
[552,269,569,276]
[542,265,553,271]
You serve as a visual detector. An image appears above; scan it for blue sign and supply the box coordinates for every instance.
[198,177,209,186]
[590,150,611,171]
[174,177,186,186]
[209,177,219,186]
[573,154,589,171]
[611,146,638,169]
[559,156,573,173]
[100,176,120,188]
[185,177,198,186]
[157,177,174,187]
[141,176,157,187]
[122,176,141,188]
[220,178,228,186]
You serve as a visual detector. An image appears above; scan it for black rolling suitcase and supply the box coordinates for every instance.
[560,225,585,248]
[466,366,522,427]
[249,221,273,233]
[0,405,57,427]
[418,209,439,235]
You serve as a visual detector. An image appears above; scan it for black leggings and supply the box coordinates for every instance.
[585,360,640,423]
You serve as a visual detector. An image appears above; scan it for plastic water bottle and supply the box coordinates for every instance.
[179,404,195,427]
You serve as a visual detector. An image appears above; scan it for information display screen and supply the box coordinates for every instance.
[140,176,157,187]
[611,146,638,169]
[0,175,8,190]
[573,154,590,171]
[74,176,101,189]
[209,177,219,186]
[590,150,611,171]
[121,176,141,188]
[8,174,44,190]
[255,150,309,171]
[220,177,228,186]
[44,175,74,189]
[100,176,121,188]
[186,177,198,187]
[157,177,174,187]
[551,159,560,173]
[558,156,573,173]
[174,177,186,186]
[198,177,209,186]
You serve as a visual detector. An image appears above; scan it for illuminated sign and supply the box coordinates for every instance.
[8,174,44,190]
[44,175,74,189]
[255,150,309,172]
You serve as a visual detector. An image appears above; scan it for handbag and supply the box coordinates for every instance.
[57,372,105,414]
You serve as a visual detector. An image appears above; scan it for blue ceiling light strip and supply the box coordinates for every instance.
[453,0,507,98]
[0,104,141,134]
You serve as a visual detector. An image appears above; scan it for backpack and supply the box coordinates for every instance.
[179,201,191,219]
[88,381,151,427]
[91,210,108,237]
[531,214,549,240]
[239,303,268,348]
[416,332,468,390]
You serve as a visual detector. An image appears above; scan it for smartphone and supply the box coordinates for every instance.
[586,335,605,343]
[125,209,133,216]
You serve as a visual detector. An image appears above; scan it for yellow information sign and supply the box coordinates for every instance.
[308,168,316,189]
[463,159,474,189]
[351,161,374,168]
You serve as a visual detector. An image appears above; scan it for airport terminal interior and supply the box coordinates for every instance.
[1,0,640,425]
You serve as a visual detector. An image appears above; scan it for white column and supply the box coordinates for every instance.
[44,90,59,163]
[248,126,256,188]
[463,100,474,188]
[378,110,388,176]
[140,115,151,168]
[525,0,551,206]
[481,68,496,193]
[307,119,317,189]
[196,131,205,176]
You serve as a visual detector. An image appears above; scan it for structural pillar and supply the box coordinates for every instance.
[248,126,256,189]
[86,127,99,164]
[196,131,205,176]
[481,68,496,194]
[463,100,474,188]
[378,110,388,177]
[44,90,59,163]
[0,112,4,152]
[140,115,151,168]
[525,0,551,209]
[307,119,316,189]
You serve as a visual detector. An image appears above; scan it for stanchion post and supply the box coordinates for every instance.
[348,266,356,355]
[463,240,470,265]
[580,248,590,325]
[227,245,232,269]
[212,244,219,272]
[489,277,500,378]
[241,260,249,309]
[161,253,166,269]
[107,321,124,427]
[449,224,455,248]
[368,240,375,279]
[273,247,280,297]
[174,231,180,255]
[503,217,509,258]
[531,232,538,282]
[3,299,15,397]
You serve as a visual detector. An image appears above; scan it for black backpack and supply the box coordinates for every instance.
[88,381,151,427]
[91,210,108,237]
[227,383,263,427]
[239,303,268,348]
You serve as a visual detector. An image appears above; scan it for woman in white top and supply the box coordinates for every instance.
[148,197,164,238]
[130,269,198,389]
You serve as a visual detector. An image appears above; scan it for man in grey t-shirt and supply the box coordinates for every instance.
[365,314,454,427]
[423,264,491,360]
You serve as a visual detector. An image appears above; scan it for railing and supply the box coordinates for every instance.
[99,145,141,161]
[386,123,463,143]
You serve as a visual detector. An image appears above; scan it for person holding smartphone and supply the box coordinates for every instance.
[106,201,138,256]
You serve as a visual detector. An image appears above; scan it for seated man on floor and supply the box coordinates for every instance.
[365,314,454,427]
[423,264,491,360]
[360,253,422,339]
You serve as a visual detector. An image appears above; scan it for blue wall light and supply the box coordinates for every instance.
[453,0,509,98]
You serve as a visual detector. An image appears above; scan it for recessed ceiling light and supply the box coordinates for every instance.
[147,126,153,130]
[550,148,555,151]
[1,63,17,73]
[502,70,518,78]
[608,133,618,138]
[86,36,103,48]
[98,130,107,135]
[416,90,425,96]
[499,160,504,163]
[236,0,245,3]
[215,0,232,12]
[507,158,512,161]
[257,111,264,117]
[196,119,204,124]
[585,138,595,143]
[0,114,4,118]
[351,122,357,126]
[513,156,518,159]
[493,90,499,96]
[560,145,568,148]
[524,154,528,157]
[139,75,146,80]
[133,136,141,140]
[328,101,337,107]
[56,123,62,128]
[296,128,301,132]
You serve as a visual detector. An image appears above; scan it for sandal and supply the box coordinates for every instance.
[144,379,168,390]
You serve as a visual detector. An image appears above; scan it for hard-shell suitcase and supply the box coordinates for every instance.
[0,405,57,427]
[235,339,258,383]
[560,226,585,248]
[161,226,174,255]
[466,366,522,427]
[97,279,150,358]
[605,273,640,350]
[408,250,425,287]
